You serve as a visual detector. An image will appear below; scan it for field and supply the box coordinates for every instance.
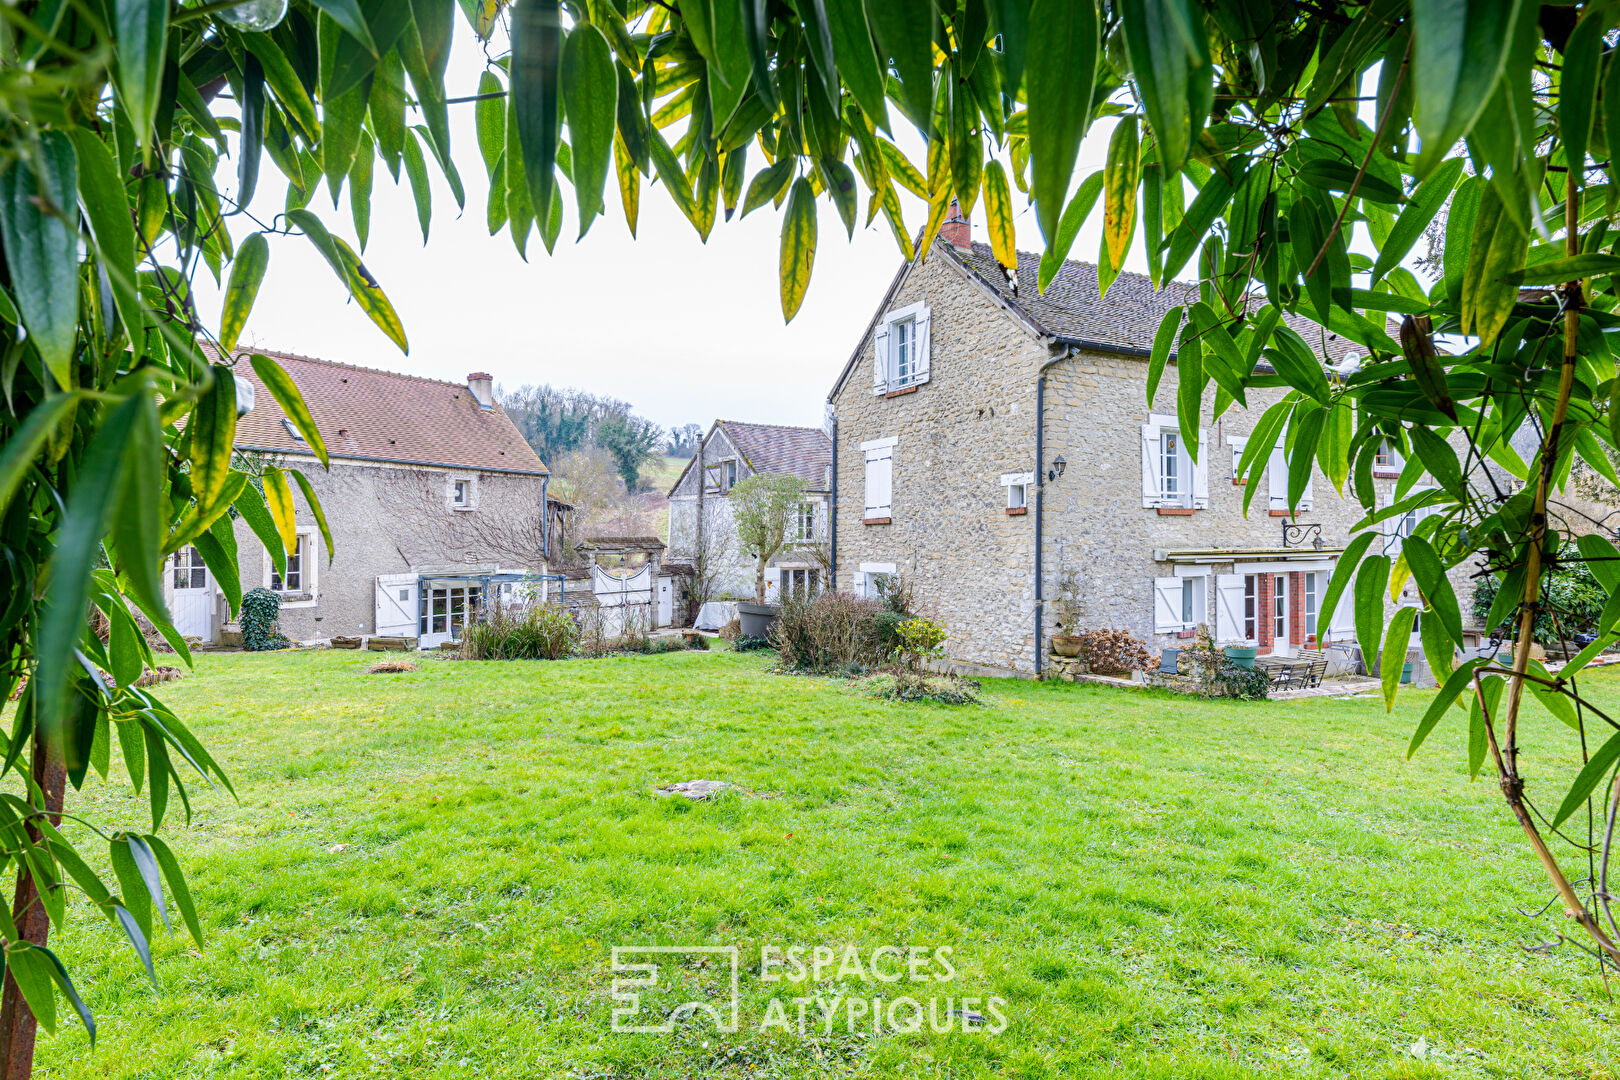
[32,649,1620,1078]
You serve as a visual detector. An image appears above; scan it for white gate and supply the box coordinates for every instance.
[171,546,214,641]
[656,576,674,628]
[593,565,654,635]
[375,573,419,637]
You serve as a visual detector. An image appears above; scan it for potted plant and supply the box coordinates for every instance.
[1050,575,1084,656]
[730,471,808,638]
[1221,640,1259,669]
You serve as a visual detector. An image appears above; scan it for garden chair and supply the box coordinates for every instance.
[1268,663,1299,691]
[1303,657,1329,689]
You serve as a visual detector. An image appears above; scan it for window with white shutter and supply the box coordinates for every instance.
[873,302,931,394]
[1141,414,1205,509]
[1215,574,1248,643]
[1268,437,1314,513]
[1153,574,1207,634]
[862,437,896,519]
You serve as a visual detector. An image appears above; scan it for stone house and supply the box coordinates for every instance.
[826,211,1439,677]
[166,348,565,648]
[666,420,832,609]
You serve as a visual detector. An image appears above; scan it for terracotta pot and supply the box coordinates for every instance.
[1050,635,1083,657]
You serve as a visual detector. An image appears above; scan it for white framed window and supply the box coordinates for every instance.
[266,531,318,604]
[1243,575,1258,641]
[1273,573,1289,643]
[795,502,816,542]
[1304,571,1320,637]
[1141,414,1207,509]
[783,566,820,599]
[448,473,477,510]
[172,545,207,590]
[855,562,897,600]
[1268,435,1314,513]
[863,437,896,519]
[1001,472,1033,511]
[1373,439,1403,476]
[872,301,931,394]
[1153,572,1207,634]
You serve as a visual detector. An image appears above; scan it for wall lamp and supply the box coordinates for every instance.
[1047,455,1066,481]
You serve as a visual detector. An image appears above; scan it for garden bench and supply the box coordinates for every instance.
[1267,657,1329,691]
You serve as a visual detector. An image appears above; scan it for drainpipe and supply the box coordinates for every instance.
[829,417,838,591]
[1034,346,1075,676]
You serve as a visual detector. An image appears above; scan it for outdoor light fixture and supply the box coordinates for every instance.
[1048,455,1067,481]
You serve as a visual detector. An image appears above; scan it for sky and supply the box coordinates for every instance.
[190,25,1144,435]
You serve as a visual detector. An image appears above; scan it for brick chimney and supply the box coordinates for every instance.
[467,372,494,410]
[939,198,972,250]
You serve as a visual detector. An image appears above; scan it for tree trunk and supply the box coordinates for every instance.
[756,554,767,604]
[0,733,65,1080]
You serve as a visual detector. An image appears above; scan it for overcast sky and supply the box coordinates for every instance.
[192,30,1152,435]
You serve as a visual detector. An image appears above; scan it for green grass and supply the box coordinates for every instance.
[33,650,1620,1078]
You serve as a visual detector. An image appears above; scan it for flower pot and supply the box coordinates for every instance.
[1223,646,1258,669]
[737,602,780,639]
[1050,635,1084,658]
[1401,661,1414,684]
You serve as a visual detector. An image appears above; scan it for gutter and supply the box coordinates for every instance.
[233,445,550,478]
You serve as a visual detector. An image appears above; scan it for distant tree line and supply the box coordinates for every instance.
[499,387,709,491]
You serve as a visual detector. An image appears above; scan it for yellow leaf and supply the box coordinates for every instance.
[982,161,1017,269]
[615,134,639,238]
[779,178,818,322]
[918,186,952,264]
[1103,116,1140,271]
[262,467,299,555]
[880,184,915,262]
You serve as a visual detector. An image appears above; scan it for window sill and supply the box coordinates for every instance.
[1231,478,1246,486]
[275,594,317,609]
[884,384,919,399]
[1156,507,1196,516]
[451,505,477,512]
[863,516,892,525]
[1268,509,1293,517]
[1005,507,1027,516]
[1372,469,1400,478]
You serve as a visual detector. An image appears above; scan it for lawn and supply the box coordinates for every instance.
[30,649,1620,1078]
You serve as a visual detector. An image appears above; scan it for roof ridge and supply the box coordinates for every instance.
[222,345,479,392]
[720,420,829,434]
[968,239,1184,294]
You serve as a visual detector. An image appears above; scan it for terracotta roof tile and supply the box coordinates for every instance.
[207,345,548,475]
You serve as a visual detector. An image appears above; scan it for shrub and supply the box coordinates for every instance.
[1076,627,1151,674]
[733,634,774,652]
[771,591,888,672]
[460,604,578,660]
[1216,663,1269,701]
[860,672,982,705]
[893,616,948,672]
[241,588,290,651]
[1473,560,1606,645]
[718,617,742,642]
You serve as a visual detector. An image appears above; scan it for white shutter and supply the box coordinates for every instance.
[851,571,867,598]
[1141,424,1160,507]
[763,567,781,602]
[864,447,893,517]
[1329,575,1358,642]
[1215,574,1246,643]
[872,323,890,394]
[1268,444,1288,512]
[375,573,418,636]
[1192,428,1209,509]
[1153,577,1183,634]
[913,305,931,384]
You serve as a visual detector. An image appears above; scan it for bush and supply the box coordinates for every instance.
[1473,560,1607,645]
[718,617,742,642]
[860,672,981,705]
[1075,627,1151,674]
[241,588,290,651]
[771,591,889,672]
[893,616,948,672]
[733,634,774,652]
[1216,663,1270,700]
[460,604,578,660]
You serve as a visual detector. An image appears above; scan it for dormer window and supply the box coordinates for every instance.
[280,418,306,443]
[723,460,738,490]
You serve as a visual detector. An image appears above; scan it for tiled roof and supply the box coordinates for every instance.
[721,421,832,488]
[206,345,548,475]
[947,241,1356,362]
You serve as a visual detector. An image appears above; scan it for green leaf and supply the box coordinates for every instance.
[113,0,169,152]
[1516,253,1620,286]
[67,129,143,339]
[249,353,329,468]
[219,232,269,353]
[0,393,78,521]
[1146,305,1182,409]
[109,836,153,953]
[194,521,242,619]
[511,0,562,239]
[311,0,379,55]
[1119,0,1207,173]
[562,24,617,237]
[1407,426,1464,499]
[108,601,143,688]
[981,161,1017,269]
[865,0,937,135]
[475,70,507,176]
[262,466,299,555]
[6,946,58,1035]
[1174,333,1203,465]
[780,178,818,322]
[189,366,239,514]
[1102,116,1141,271]
[1037,169,1103,293]
[1262,328,1331,406]
[1577,533,1620,596]
[1410,657,1489,757]
[288,468,335,567]
[1559,7,1604,190]
[1285,405,1322,512]
[1552,728,1620,829]
[0,132,78,387]
[1411,0,1523,179]
[948,67,983,217]
[1025,0,1098,243]
[826,0,887,128]
[112,388,167,623]
[234,481,286,581]
[284,210,409,353]
[369,47,407,178]
[1354,554,1391,668]
[1380,606,1418,711]
[242,33,320,144]
[402,127,433,243]
[143,835,204,948]
[1371,157,1464,285]
[1321,531,1378,637]
[1403,536,1463,646]
[742,157,795,218]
